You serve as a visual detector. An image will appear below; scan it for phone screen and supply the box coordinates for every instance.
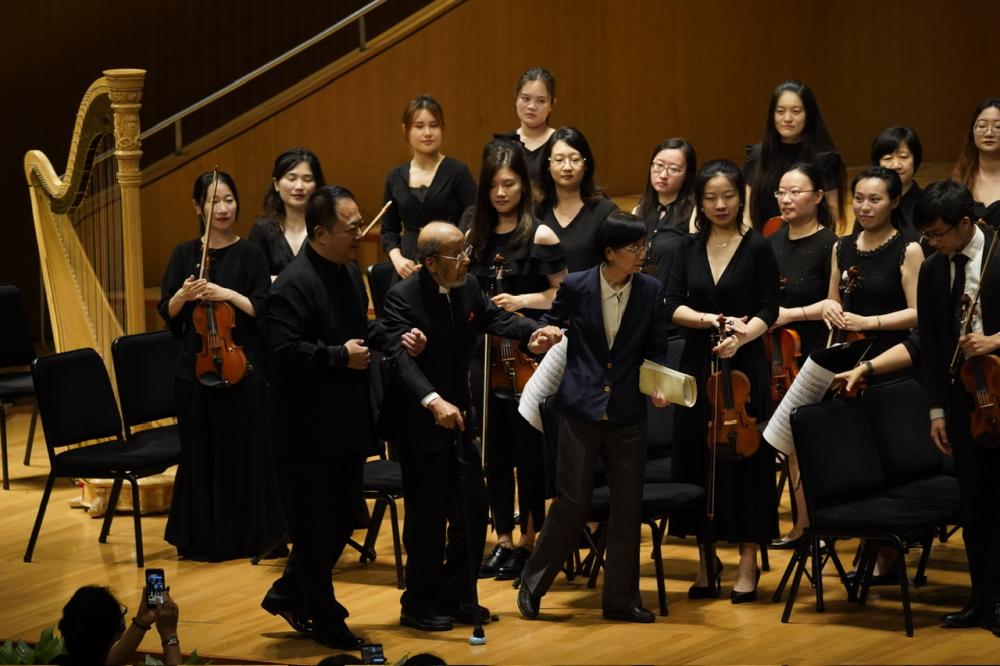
[145,569,165,606]
[360,644,386,665]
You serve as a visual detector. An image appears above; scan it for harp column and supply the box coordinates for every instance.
[106,68,146,333]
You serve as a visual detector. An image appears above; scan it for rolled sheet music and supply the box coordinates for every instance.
[517,335,568,432]
[639,360,697,407]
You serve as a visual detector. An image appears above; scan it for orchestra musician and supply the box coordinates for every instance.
[664,160,780,603]
[494,67,558,189]
[378,222,561,632]
[158,171,284,563]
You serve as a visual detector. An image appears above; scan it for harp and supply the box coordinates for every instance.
[24,69,146,367]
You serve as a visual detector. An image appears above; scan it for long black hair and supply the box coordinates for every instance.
[536,126,605,212]
[748,80,844,228]
[693,160,746,241]
[468,140,534,263]
[635,137,697,225]
[259,148,326,233]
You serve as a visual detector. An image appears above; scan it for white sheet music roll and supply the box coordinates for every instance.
[638,360,697,407]
[517,335,568,432]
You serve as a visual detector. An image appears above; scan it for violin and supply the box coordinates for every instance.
[957,294,1000,448]
[191,169,251,388]
[762,215,784,239]
[827,265,865,347]
[486,253,538,398]
[764,276,801,403]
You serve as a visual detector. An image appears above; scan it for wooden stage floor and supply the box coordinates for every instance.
[2,402,999,665]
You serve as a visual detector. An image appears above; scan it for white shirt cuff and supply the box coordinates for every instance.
[929,407,945,421]
[421,392,441,408]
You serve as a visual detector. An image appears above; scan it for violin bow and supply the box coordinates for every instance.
[197,166,221,281]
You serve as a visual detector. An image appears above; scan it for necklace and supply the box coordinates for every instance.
[712,234,738,248]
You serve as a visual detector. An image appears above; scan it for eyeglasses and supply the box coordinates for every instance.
[435,245,473,263]
[974,121,1000,135]
[620,243,648,256]
[773,189,817,200]
[549,155,585,167]
[651,162,684,176]
[919,225,956,241]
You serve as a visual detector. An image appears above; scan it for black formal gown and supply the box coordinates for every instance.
[639,201,692,287]
[539,198,617,273]
[834,232,912,360]
[743,143,844,229]
[974,198,1000,228]
[248,217,299,277]
[664,231,780,544]
[493,129,550,186]
[469,221,566,535]
[158,239,285,561]
[380,156,477,261]
[767,225,837,358]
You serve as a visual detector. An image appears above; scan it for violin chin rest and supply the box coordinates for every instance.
[197,372,229,388]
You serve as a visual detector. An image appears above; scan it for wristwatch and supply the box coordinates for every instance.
[162,634,179,647]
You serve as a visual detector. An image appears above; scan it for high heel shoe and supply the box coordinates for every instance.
[688,557,723,599]
[731,568,761,604]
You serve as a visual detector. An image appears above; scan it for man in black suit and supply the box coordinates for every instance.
[517,212,670,623]
[378,222,562,632]
[915,180,1000,635]
[260,185,416,649]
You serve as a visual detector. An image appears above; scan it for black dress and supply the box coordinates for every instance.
[248,218,298,277]
[767,225,837,358]
[834,232,912,359]
[664,231,780,544]
[380,156,477,260]
[539,198,618,273]
[494,129,550,186]
[469,222,566,535]
[974,199,1000,228]
[158,239,285,561]
[851,183,932,255]
[743,142,844,229]
[640,202,691,286]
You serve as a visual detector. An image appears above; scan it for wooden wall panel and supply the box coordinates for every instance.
[139,0,1000,294]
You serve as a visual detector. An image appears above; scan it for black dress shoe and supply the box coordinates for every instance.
[479,544,514,578]
[941,603,982,629]
[688,557,723,599]
[731,568,761,604]
[845,562,901,587]
[988,602,1000,635]
[400,609,454,632]
[436,603,492,625]
[261,595,316,635]
[516,584,540,620]
[315,625,365,650]
[495,547,531,581]
[602,605,655,623]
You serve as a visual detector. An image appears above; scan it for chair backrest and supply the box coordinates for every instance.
[112,331,180,429]
[0,283,36,368]
[791,398,885,514]
[32,348,123,452]
[646,336,685,459]
[860,378,942,484]
[367,262,396,319]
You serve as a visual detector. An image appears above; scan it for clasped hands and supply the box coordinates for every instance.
[821,299,873,332]
[711,315,748,359]
[177,275,235,303]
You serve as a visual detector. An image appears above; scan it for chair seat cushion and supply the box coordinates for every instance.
[363,459,402,494]
[884,475,961,515]
[53,438,181,477]
[128,424,179,448]
[590,482,704,522]
[644,456,672,483]
[815,495,957,536]
[0,371,33,400]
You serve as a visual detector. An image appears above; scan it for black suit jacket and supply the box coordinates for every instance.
[541,267,670,424]
[265,247,382,458]
[918,225,1000,413]
[377,269,539,453]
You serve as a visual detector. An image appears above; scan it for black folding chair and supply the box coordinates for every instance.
[780,398,957,636]
[0,283,38,489]
[25,348,180,567]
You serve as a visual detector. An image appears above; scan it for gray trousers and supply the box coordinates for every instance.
[520,413,646,611]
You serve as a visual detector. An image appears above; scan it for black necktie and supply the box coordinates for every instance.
[951,253,970,339]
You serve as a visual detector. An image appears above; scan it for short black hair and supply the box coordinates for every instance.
[913,180,975,229]
[305,185,355,238]
[58,586,123,661]
[593,211,647,258]
[870,126,923,172]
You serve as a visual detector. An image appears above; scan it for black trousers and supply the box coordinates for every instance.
[270,454,364,627]
[520,414,646,611]
[949,384,1000,608]
[396,434,488,614]
[485,395,547,535]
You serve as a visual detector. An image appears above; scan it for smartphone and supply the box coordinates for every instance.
[360,643,386,665]
[145,568,166,606]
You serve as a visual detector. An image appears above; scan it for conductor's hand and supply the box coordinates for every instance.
[401,328,427,357]
[651,386,670,409]
[428,398,465,431]
[345,339,370,370]
[930,417,951,456]
[959,332,1000,358]
[527,326,563,354]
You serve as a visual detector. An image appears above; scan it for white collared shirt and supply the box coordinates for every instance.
[599,264,632,348]
[950,224,985,335]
